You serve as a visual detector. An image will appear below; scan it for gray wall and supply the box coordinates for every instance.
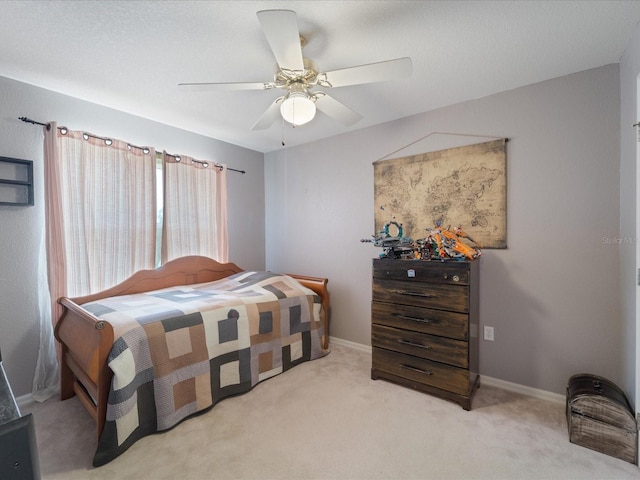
[265,64,622,397]
[0,76,265,396]
[0,59,632,402]
[620,21,640,410]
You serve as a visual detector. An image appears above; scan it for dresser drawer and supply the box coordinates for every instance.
[372,347,470,396]
[373,259,469,285]
[372,324,468,368]
[372,301,468,340]
[373,278,469,313]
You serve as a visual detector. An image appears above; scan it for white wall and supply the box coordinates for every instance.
[620,21,640,410]
[265,64,622,397]
[0,76,265,396]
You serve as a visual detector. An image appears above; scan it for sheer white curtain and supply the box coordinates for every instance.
[161,152,228,264]
[54,131,157,297]
[33,124,157,400]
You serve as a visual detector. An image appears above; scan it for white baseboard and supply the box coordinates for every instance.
[330,336,372,353]
[481,375,565,405]
[16,393,36,409]
[330,336,566,405]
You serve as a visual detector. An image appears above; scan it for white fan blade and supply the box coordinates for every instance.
[315,94,362,126]
[257,10,304,72]
[178,82,271,91]
[321,57,412,88]
[251,97,284,130]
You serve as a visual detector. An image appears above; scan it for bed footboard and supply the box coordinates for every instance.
[288,274,330,350]
[54,299,114,441]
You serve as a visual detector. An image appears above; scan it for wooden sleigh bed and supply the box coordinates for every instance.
[54,256,330,466]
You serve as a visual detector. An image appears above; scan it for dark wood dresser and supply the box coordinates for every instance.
[371,258,480,410]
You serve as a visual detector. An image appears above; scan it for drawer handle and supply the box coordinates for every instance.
[398,339,431,350]
[400,364,433,375]
[396,314,436,324]
[398,291,437,299]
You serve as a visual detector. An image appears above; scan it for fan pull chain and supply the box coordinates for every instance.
[281,115,286,146]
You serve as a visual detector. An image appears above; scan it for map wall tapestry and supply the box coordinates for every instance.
[373,138,507,249]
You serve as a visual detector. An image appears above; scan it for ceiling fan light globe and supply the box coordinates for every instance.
[280,94,316,126]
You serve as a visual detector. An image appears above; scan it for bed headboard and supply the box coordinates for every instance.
[66,256,244,306]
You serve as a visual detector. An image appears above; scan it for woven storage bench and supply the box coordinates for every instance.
[566,373,638,464]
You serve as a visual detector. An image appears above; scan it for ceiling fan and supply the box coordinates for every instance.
[178,9,412,130]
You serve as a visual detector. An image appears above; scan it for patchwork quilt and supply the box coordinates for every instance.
[81,271,328,467]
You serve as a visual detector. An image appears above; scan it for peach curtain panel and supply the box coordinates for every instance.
[161,152,229,264]
[43,122,67,327]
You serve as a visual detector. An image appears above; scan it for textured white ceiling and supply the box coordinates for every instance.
[1,0,639,152]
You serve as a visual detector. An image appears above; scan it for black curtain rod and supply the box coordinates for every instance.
[19,116,246,174]
[19,116,55,129]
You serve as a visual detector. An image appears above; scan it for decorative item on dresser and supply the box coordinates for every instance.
[371,258,479,410]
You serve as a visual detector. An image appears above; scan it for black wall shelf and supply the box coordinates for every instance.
[0,156,34,206]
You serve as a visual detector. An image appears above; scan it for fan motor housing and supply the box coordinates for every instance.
[273,57,319,88]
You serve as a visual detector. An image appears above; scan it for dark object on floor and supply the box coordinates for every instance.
[566,373,638,464]
[0,350,41,479]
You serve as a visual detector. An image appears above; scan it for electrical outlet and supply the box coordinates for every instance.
[484,326,495,341]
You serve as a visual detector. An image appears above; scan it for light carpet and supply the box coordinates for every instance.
[23,344,640,479]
